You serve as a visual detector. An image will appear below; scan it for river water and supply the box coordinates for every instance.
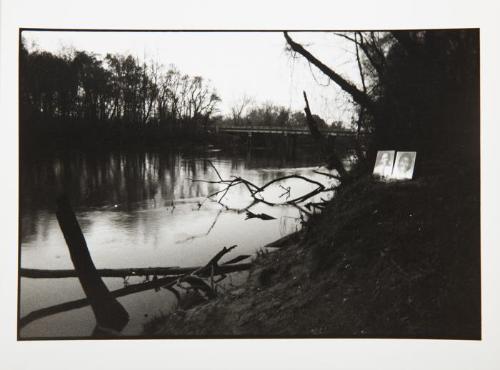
[19,146,343,338]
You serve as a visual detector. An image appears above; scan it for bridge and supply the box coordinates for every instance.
[215,125,357,137]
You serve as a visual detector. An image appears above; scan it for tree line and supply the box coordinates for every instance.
[216,97,343,130]
[20,30,479,159]
[19,38,345,149]
[20,39,221,148]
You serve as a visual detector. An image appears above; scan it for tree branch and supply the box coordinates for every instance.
[284,32,377,114]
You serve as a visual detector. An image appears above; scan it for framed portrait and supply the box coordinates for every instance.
[373,150,395,179]
[392,151,417,180]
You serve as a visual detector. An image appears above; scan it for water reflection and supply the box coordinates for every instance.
[19,147,337,338]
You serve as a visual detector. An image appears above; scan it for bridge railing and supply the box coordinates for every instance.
[216,125,356,135]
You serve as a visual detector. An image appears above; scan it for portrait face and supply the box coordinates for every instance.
[398,155,411,172]
[380,152,390,165]
[373,150,395,178]
[393,152,416,180]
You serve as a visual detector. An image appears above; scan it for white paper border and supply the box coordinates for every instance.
[1,0,499,369]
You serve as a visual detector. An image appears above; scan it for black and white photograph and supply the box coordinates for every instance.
[392,151,417,180]
[2,1,500,369]
[373,150,395,178]
[16,27,481,341]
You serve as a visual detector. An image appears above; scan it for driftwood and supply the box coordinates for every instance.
[20,243,251,328]
[21,196,252,330]
[20,262,251,279]
[55,195,129,331]
[191,160,333,213]
[176,209,223,244]
[245,211,276,220]
[192,245,237,277]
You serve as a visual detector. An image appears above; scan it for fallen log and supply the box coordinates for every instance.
[20,262,252,279]
[20,259,252,328]
[193,245,237,277]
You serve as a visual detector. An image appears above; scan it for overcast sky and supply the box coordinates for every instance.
[22,31,362,124]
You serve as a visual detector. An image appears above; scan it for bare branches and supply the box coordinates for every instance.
[205,159,223,182]
[245,211,276,221]
[355,33,367,94]
[20,245,250,327]
[284,32,377,115]
[193,159,340,216]
[230,94,254,124]
[313,170,341,181]
[279,185,291,200]
[334,32,386,78]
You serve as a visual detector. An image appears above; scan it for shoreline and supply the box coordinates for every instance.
[143,165,480,339]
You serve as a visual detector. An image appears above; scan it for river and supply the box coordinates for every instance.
[19,145,344,338]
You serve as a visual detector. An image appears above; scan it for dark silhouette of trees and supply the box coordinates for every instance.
[20,30,478,163]
[218,100,332,129]
[19,39,221,148]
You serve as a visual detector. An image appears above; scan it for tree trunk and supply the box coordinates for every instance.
[302,91,349,180]
[56,195,129,331]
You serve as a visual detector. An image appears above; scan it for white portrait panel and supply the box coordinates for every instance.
[392,151,417,180]
[373,150,395,179]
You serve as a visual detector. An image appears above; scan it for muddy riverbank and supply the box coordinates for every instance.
[144,161,480,339]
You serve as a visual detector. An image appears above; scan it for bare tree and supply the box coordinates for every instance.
[230,94,254,125]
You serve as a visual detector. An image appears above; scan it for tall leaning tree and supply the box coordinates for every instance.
[283,31,383,181]
[284,30,480,175]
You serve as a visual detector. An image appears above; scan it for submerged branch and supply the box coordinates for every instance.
[175,209,223,244]
[313,170,341,180]
[19,275,180,329]
[198,167,335,209]
[20,245,251,328]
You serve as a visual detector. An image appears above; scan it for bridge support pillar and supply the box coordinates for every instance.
[246,132,252,148]
[286,134,297,157]
[291,135,297,155]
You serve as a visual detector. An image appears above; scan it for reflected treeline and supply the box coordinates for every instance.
[20,146,345,245]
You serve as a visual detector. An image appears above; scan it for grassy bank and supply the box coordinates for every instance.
[143,160,480,339]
